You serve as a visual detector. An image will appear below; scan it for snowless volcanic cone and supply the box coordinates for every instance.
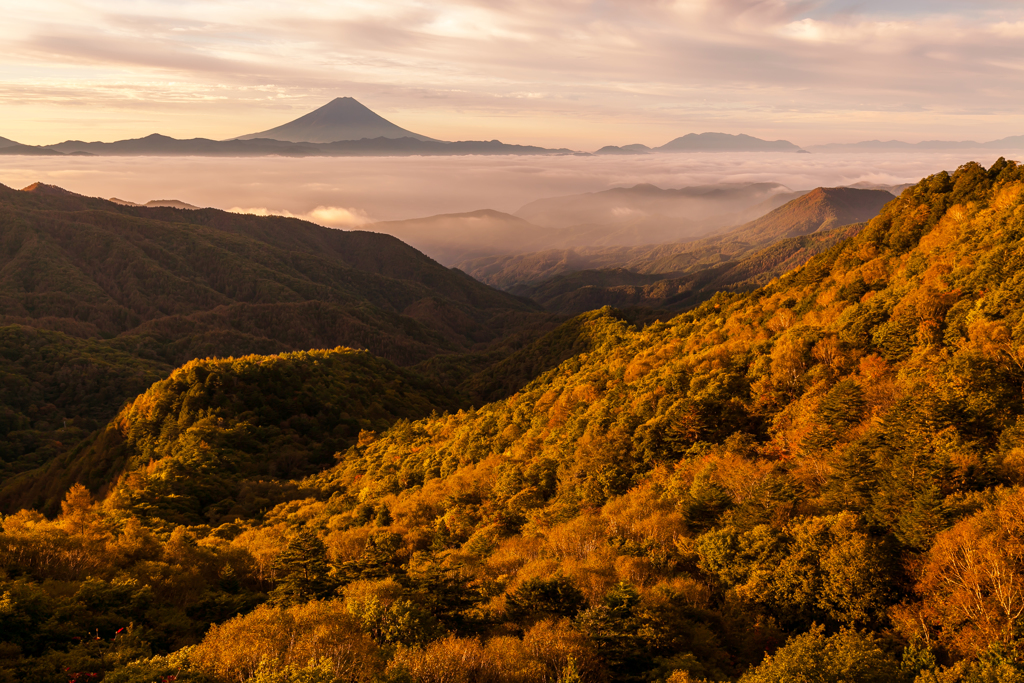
[233,97,437,143]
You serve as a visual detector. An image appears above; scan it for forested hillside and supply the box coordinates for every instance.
[3,160,1024,682]
[0,183,557,494]
[0,348,459,519]
[0,183,548,365]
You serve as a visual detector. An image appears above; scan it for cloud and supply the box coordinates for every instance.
[2,0,1024,146]
[228,205,372,228]
[3,151,1016,229]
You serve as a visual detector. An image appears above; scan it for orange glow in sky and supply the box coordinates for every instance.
[2,1,1023,149]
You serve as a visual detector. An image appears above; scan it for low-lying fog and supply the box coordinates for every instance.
[0,151,1009,229]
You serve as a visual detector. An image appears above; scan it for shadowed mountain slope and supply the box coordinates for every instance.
[1,182,549,366]
[0,182,558,487]
[234,97,436,143]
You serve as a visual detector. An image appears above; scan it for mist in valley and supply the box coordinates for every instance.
[0,150,1005,228]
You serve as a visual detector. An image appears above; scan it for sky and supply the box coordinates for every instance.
[1,0,1023,149]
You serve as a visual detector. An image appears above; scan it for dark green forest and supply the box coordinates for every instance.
[3,161,1024,682]
[0,182,558,488]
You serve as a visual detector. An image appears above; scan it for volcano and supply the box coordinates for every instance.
[233,97,437,143]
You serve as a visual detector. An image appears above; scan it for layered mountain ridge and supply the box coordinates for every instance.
[0,181,559,490]
[7,97,1022,158]
[2,160,1023,682]
[459,187,895,308]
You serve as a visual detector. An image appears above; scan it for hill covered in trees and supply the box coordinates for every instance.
[4,160,1024,682]
[0,183,559,502]
[0,182,548,365]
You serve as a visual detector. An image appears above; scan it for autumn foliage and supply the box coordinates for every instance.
[4,160,1024,680]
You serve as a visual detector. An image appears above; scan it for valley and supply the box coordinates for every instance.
[1,156,1024,681]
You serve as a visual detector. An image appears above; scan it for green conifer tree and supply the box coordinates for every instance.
[270,528,334,604]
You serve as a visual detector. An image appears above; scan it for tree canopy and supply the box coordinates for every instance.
[4,160,1024,681]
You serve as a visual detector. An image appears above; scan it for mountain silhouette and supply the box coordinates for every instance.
[595,143,651,155]
[109,197,201,209]
[40,133,571,157]
[807,135,1024,152]
[234,97,437,143]
[0,181,551,367]
[656,132,802,152]
[0,141,66,156]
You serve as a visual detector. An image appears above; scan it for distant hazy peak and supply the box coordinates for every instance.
[146,199,201,209]
[594,143,651,155]
[597,181,791,197]
[233,97,437,144]
[375,208,530,226]
[109,197,201,209]
[807,135,1024,152]
[0,135,19,149]
[656,132,803,153]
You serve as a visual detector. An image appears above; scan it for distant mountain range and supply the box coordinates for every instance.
[594,133,1024,155]
[595,133,804,154]
[0,98,576,157]
[3,97,1024,156]
[2,134,576,157]
[806,136,1024,153]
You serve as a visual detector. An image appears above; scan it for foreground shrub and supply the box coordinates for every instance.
[190,600,382,682]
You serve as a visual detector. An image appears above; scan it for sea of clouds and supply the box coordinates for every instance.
[0,151,1015,229]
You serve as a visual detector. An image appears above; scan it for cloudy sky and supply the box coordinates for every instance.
[2,0,1023,148]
